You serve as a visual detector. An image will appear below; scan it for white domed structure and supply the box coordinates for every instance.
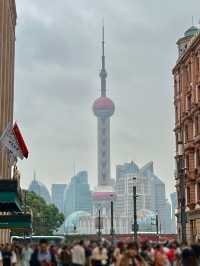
[64,211,91,233]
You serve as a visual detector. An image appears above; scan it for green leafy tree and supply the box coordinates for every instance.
[22,190,64,235]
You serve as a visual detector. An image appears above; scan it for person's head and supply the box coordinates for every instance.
[127,241,139,257]
[84,240,90,247]
[117,241,125,253]
[79,240,84,246]
[141,241,151,252]
[191,244,200,260]
[181,248,197,266]
[63,245,68,251]
[39,239,48,253]
[5,244,11,251]
[155,243,163,252]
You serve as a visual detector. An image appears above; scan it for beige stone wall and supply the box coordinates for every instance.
[0,0,16,179]
[0,0,16,243]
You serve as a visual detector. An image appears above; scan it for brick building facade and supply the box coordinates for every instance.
[0,0,17,242]
[173,26,200,243]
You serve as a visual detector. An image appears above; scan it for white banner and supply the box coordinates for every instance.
[0,123,24,160]
[7,150,17,167]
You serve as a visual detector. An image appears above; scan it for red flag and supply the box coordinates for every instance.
[12,122,29,159]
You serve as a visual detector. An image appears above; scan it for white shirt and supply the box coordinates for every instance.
[22,247,33,266]
[72,245,85,265]
[11,251,17,263]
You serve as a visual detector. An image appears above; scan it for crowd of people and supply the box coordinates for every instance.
[0,238,199,266]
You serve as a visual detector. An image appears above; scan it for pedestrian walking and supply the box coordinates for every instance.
[91,243,108,266]
[30,238,57,266]
[59,245,72,266]
[119,241,147,266]
[71,241,85,266]
[2,244,12,266]
[181,248,198,266]
[154,244,169,266]
[21,243,33,266]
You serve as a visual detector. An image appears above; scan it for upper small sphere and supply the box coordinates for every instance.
[93,96,115,117]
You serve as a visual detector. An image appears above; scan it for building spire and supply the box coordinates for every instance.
[100,23,107,97]
[33,170,36,181]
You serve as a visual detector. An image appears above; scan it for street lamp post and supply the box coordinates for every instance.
[177,132,187,243]
[132,177,138,240]
[156,211,159,241]
[110,199,114,243]
[98,208,101,240]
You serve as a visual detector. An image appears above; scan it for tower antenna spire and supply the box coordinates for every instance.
[100,21,107,97]
[102,20,105,57]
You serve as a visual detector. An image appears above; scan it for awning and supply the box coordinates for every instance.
[0,180,22,212]
[0,214,32,231]
[0,192,21,212]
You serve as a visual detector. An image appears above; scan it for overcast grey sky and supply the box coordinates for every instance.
[15,0,200,198]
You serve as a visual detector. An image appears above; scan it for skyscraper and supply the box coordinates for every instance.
[115,161,172,233]
[93,26,115,187]
[63,171,92,218]
[170,192,177,233]
[51,184,66,213]
[28,176,51,204]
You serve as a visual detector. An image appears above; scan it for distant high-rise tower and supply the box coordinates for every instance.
[93,26,115,186]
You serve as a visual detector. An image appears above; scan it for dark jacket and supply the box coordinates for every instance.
[30,249,57,266]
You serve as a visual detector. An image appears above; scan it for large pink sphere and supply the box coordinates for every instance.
[93,96,115,117]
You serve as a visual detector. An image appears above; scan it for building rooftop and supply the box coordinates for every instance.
[184,26,199,38]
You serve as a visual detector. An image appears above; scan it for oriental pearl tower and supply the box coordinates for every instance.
[93,26,115,188]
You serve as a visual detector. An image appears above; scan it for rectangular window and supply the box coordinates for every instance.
[186,154,190,171]
[187,186,190,204]
[187,95,192,110]
[196,56,199,74]
[185,125,189,142]
[197,150,200,167]
[174,79,177,96]
[195,116,199,136]
[198,86,200,102]
[198,183,200,201]
[175,106,178,123]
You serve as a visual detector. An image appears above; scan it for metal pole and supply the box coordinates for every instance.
[24,190,27,214]
[156,211,159,242]
[179,155,187,243]
[98,209,101,239]
[133,181,138,240]
[110,200,114,243]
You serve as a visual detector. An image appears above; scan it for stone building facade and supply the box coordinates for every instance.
[173,25,200,243]
[0,0,17,243]
[0,0,16,179]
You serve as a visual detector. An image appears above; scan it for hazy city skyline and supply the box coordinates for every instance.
[15,0,200,198]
